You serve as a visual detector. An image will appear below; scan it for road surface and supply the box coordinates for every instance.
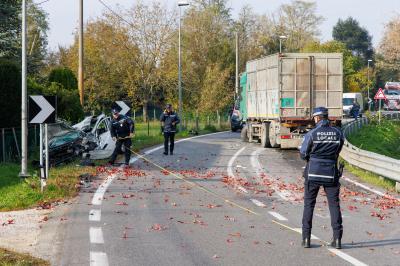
[54,132,400,266]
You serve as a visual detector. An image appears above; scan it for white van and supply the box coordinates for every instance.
[343,93,364,117]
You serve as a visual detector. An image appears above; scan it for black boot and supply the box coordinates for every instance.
[170,150,173,155]
[301,237,311,248]
[163,151,168,155]
[330,238,341,249]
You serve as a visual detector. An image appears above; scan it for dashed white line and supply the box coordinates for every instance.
[92,174,117,206]
[327,248,368,266]
[90,252,109,266]
[268,211,288,221]
[90,227,105,244]
[250,199,266,207]
[237,186,249,194]
[89,209,101,222]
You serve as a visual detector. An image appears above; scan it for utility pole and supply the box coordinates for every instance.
[78,0,84,106]
[235,32,239,102]
[178,1,189,131]
[20,0,29,178]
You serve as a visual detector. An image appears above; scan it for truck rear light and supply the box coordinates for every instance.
[281,135,292,139]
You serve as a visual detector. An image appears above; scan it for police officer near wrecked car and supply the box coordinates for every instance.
[300,107,345,249]
[160,104,180,155]
[109,108,135,166]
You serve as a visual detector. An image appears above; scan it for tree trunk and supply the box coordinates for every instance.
[143,101,148,122]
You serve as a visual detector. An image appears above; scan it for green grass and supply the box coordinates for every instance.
[0,248,49,266]
[347,120,400,160]
[341,160,396,191]
[0,163,95,211]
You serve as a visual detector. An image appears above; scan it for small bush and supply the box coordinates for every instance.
[203,124,217,132]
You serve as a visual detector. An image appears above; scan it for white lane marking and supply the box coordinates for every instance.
[227,147,246,177]
[250,199,266,207]
[268,211,288,221]
[130,131,230,163]
[250,148,292,201]
[90,252,109,266]
[293,228,319,240]
[89,209,101,222]
[327,248,368,266]
[342,176,400,202]
[90,227,105,244]
[236,165,247,169]
[227,146,250,194]
[92,174,117,206]
[237,186,249,194]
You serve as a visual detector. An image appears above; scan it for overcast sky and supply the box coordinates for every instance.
[35,0,400,51]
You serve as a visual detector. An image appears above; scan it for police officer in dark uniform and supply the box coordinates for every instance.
[109,108,135,166]
[300,107,344,249]
[160,104,180,155]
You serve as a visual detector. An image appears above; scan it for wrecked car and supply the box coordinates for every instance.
[42,114,115,166]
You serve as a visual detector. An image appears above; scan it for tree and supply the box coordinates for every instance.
[275,0,324,52]
[377,16,400,83]
[0,59,21,128]
[48,67,77,91]
[0,1,49,74]
[333,17,373,62]
[59,19,139,112]
[110,1,176,121]
[0,0,21,59]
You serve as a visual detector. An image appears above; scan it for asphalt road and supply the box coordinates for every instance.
[55,132,400,266]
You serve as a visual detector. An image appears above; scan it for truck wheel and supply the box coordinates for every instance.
[261,123,272,148]
[269,122,280,148]
[241,126,249,142]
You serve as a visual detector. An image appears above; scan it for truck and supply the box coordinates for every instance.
[383,82,400,111]
[238,53,343,149]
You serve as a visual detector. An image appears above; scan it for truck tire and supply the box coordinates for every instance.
[241,126,249,142]
[269,122,280,148]
[261,123,272,148]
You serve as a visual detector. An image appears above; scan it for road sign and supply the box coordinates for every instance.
[113,101,131,116]
[374,88,387,100]
[29,95,56,124]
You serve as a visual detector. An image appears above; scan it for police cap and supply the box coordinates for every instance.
[312,107,328,117]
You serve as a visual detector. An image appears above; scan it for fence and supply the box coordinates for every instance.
[341,113,400,186]
[0,125,40,163]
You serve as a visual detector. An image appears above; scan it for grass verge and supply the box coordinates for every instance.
[341,160,396,191]
[347,120,400,160]
[0,163,95,211]
[0,248,49,266]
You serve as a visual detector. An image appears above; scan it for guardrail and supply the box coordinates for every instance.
[340,112,400,185]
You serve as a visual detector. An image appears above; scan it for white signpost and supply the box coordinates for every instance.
[29,96,56,192]
[374,88,387,124]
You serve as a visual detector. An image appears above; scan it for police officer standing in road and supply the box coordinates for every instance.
[300,107,344,249]
[160,104,180,155]
[109,108,135,166]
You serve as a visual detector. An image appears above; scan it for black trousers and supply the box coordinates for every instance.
[110,138,132,164]
[163,132,175,153]
[302,181,343,239]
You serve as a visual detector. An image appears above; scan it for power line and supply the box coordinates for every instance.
[97,0,134,27]
[34,0,51,5]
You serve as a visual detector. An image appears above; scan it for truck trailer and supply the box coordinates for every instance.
[239,53,343,149]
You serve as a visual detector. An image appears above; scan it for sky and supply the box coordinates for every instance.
[35,0,400,51]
